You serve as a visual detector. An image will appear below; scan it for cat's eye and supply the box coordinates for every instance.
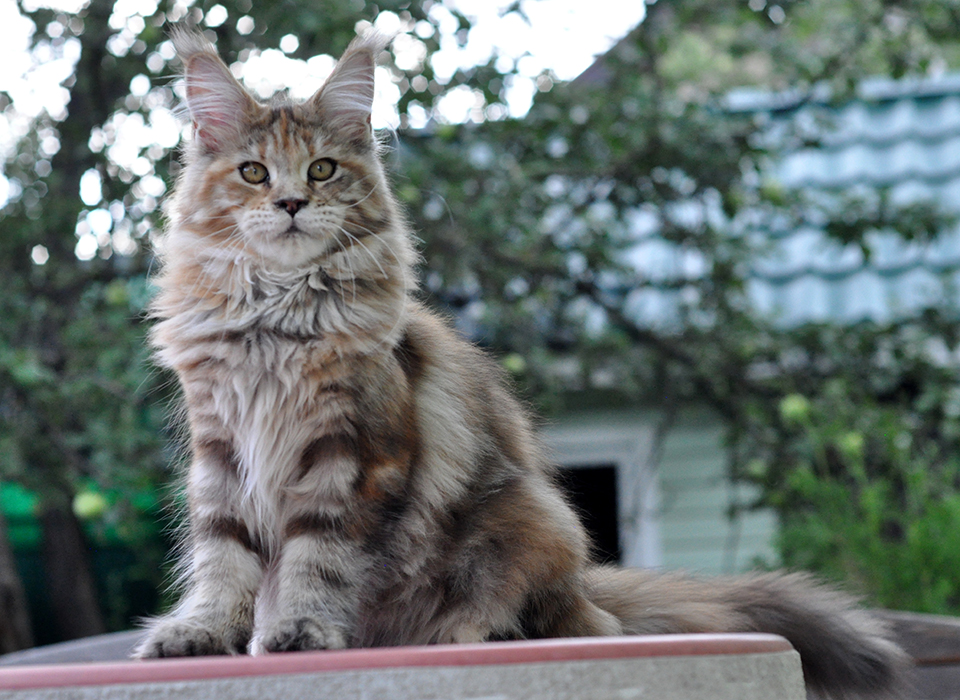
[239,161,269,184]
[308,158,337,182]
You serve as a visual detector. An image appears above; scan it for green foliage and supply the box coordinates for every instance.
[729,313,960,612]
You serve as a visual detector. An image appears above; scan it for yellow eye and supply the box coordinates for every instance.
[308,158,337,182]
[239,161,269,184]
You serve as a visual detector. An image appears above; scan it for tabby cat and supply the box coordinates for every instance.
[135,28,910,699]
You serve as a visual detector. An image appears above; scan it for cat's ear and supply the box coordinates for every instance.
[310,33,388,145]
[171,27,258,151]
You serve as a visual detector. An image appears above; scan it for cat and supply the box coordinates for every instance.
[134,27,910,699]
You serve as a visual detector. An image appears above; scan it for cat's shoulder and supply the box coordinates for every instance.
[393,302,502,381]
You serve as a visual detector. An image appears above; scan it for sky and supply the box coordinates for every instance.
[0,0,646,252]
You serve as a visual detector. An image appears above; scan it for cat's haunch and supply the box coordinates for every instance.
[135,28,910,700]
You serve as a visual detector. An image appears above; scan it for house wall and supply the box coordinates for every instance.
[657,417,778,573]
[542,410,778,575]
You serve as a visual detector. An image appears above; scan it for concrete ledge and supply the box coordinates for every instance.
[0,631,145,667]
[0,634,805,700]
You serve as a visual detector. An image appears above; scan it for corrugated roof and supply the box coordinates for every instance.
[627,74,960,327]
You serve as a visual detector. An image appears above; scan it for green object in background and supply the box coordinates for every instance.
[0,481,163,550]
[73,490,110,520]
[0,483,40,549]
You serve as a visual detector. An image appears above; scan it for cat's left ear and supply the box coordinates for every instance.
[310,33,387,145]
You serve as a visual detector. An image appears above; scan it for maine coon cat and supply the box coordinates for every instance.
[135,28,910,699]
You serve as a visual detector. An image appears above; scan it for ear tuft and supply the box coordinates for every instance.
[310,31,390,143]
[171,25,259,151]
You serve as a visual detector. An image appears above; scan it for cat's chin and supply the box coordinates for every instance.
[242,233,330,273]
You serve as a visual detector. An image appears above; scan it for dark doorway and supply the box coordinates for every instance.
[556,464,621,564]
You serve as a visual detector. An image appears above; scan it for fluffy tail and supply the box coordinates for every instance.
[584,566,911,699]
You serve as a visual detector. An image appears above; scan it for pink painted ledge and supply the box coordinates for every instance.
[0,633,793,691]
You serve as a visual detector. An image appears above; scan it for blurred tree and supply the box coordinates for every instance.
[4,0,960,645]
[0,512,32,653]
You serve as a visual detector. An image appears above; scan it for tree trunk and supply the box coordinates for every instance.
[0,511,33,653]
[40,505,106,641]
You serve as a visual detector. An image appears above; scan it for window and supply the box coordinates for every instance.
[557,464,620,564]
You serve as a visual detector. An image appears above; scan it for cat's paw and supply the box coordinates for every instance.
[259,616,348,652]
[134,618,245,658]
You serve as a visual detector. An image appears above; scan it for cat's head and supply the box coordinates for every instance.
[168,28,402,275]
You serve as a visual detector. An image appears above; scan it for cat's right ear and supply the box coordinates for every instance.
[309,32,389,146]
[171,27,257,152]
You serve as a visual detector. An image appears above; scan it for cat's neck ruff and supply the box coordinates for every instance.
[150,230,411,371]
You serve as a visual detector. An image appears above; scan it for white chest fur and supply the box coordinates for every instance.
[201,338,358,544]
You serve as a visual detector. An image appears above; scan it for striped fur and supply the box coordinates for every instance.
[135,29,911,699]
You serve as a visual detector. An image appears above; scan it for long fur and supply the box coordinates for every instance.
[134,28,911,700]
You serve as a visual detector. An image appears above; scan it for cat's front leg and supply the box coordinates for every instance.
[250,509,369,653]
[135,440,262,658]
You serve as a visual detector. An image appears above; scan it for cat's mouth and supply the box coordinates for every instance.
[282,224,307,237]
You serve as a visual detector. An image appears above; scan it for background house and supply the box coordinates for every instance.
[545,72,960,574]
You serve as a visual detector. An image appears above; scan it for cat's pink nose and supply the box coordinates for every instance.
[275,198,308,216]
